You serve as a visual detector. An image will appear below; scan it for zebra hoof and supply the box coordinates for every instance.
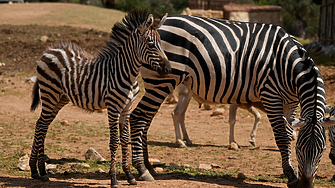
[41,175,50,182]
[249,140,256,147]
[177,140,187,148]
[31,173,40,179]
[287,177,299,188]
[138,170,155,181]
[128,178,137,185]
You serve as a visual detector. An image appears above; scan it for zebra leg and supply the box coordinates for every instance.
[118,106,136,185]
[107,107,121,188]
[246,105,261,147]
[30,94,69,181]
[262,99,298,186]
[228,104,238,147]
[328,125,335,165]
[130,102,162,181]
[172,84,192,148]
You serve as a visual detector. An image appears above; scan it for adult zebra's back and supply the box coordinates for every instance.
[130,15,326,188]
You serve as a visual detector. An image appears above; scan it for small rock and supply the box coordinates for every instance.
[203,104,212,110]
[211,108,224,116]
[211,163,221,169]
[237,172,246,180]
[0,63,5,67]
[149,158,161,166]
[97,168,105,173]
[165,94,178,104]
[155,167,164,173]
[228,155,237,159]
[17,154,30,171]
[71,163,90,170]
[46,164,57,173]
[197,163,212,170]
[228,142,239,151]
[40,36,48,42]
[170,162,181,169]
[60,120,69,126]
[84,147,106,161]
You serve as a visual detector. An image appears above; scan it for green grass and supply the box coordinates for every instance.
[0,3,126,33]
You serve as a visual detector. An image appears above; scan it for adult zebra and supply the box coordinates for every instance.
[130,15,327,187]
[29,10,170,187]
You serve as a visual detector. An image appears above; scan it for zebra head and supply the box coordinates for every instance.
[136,13,171,76]
[328,125,335,165]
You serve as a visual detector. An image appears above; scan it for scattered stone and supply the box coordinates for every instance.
[149,158,161,166]
[71,163,90,170]
[60,120,69,126]
[46,164,57,173]
[84,147,106,162]
[210,163,221,169]
[169,162,181,169]
[155,167,164,173]
[228,142,239,151]
[197,163,212,170]
[0,63,5,67]
[203,104,212,110]
[17,154,30,171]
[97,168,105,173]
[237,172,246,180]
[228,155,237,159]
[165,94,178,104]
[40,36,48,42]
[211,108,224,116]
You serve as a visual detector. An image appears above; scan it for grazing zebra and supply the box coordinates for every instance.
[129,15,333,187]
[29,10,170,187]
[171,84,298,148]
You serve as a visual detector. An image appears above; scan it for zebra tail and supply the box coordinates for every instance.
[30,79,40,112]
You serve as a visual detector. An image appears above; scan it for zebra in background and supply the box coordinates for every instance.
[171,84,298,148]
[29,10,170,187]
[129,15,332,188]
[171,84,265,148]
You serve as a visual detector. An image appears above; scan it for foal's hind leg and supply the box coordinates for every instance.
[29,94,69,181]
[119,104,136,185]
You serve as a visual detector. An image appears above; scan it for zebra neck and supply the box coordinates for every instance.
[108,48,142,86]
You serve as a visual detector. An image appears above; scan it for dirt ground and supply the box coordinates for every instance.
[1,24,335,188]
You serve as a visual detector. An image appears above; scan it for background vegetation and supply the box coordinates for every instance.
[15,0,321,40]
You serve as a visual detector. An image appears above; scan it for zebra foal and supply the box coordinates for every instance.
[129,15,335,188]
[29,10,170,187]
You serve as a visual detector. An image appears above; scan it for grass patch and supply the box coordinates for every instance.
[0,3,126,33]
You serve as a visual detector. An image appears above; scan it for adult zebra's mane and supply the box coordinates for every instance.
[99,9,149,59]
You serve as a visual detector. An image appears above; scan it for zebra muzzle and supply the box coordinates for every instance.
[156,59,171,76]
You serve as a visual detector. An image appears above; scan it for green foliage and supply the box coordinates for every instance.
[252,0,320,39]
[115,0,188,18]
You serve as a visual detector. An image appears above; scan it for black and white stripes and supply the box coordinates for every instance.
[130,15,326,188]
[29,10,170,187]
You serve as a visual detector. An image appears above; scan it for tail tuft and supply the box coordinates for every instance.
[30,79,40,112]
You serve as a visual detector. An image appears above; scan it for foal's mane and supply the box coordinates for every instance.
[98,9,149,59]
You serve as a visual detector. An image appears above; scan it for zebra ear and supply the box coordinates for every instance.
[154,13,168,29]
[141,14,154,33]
[323,116,335,129]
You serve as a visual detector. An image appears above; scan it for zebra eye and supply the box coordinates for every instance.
[148,41,155,48]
